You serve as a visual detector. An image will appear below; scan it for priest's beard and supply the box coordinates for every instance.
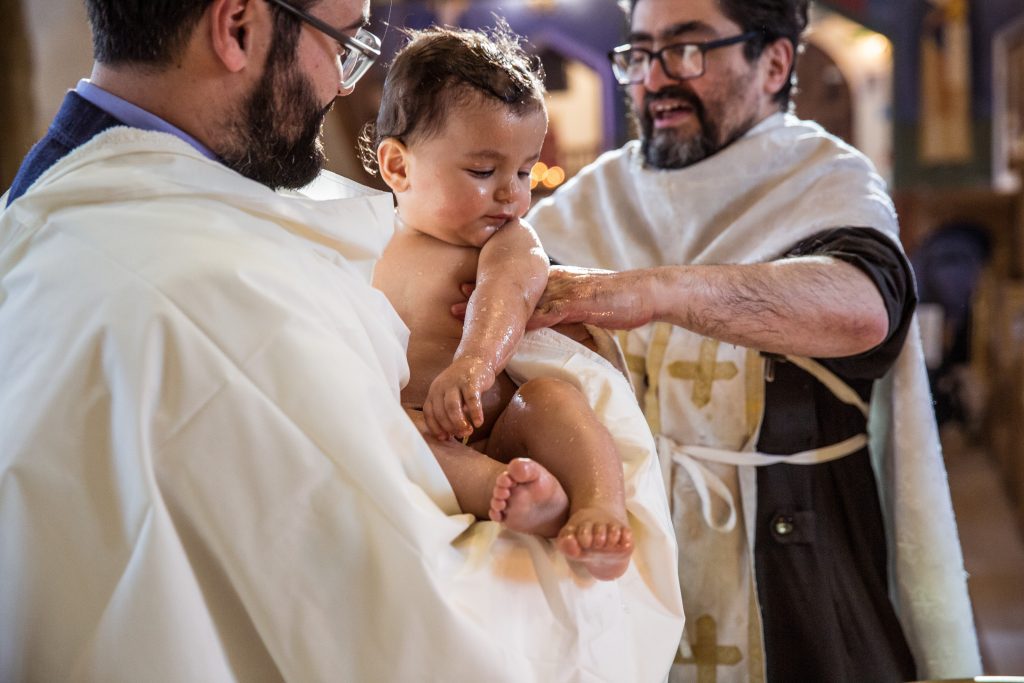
[220,44,334,190]
[637,86,718,169]
[635,81,759,170]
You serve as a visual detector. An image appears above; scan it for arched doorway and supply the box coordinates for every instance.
[800,7,894,183]
[794,42,854,145]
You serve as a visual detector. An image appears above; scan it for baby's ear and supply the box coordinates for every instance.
[377,138,410,192]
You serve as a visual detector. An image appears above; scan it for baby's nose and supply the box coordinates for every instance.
[496,177,526,204]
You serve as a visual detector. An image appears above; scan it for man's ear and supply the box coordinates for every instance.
[209,0,260,73]
[760,37,795,100]
[378,138,411,193]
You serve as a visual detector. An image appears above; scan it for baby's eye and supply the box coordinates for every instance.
[468,169,494,178]
[518,170,532,179]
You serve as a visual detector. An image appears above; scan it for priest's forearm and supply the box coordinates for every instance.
[531,258,889,358]
[648,257,889,358]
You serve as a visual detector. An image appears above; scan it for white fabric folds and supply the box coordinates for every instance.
[0,128,683,682]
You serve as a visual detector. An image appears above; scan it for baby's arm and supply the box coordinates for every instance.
[423,220,549,440]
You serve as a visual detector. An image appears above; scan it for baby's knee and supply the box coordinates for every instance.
[515,376,583,407]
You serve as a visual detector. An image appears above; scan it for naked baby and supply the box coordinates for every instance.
[367,25,632,580]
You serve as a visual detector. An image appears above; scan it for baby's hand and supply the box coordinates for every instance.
[423,357,496,441]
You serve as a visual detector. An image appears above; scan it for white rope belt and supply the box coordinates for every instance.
[662,355,870,533]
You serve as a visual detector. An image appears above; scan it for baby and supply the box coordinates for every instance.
[366,25,632,580]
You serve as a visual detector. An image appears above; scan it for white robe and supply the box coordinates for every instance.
[528,113,981,680]
[0,128,684,683]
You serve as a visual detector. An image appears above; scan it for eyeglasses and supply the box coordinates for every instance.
[608,32,758,85]
[264,0,381,90]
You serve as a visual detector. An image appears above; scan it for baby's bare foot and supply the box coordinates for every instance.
[556,507,633,581]
[489,458,568,538]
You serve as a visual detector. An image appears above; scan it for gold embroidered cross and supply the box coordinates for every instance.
[676,614,742,683]
[617,330,646,376]
[625,353,646,375]
[667,339,738,408]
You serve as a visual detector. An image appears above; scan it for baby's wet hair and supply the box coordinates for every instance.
[359,22,546,175]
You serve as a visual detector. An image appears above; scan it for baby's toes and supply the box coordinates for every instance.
[574,524,594,550]
[590,523,609,549]
[493,473,514,495]
[557,527,583,558]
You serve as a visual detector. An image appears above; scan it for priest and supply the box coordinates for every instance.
[527,0,981,681]
[0,1,684,680]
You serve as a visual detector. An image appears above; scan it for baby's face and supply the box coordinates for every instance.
[396,100,547,247]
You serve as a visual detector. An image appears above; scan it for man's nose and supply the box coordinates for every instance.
[643,55,675,92]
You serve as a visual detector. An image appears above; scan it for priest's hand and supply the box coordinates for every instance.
[527,266,657,331]
[449,282,475,321]
[423,356,495,441]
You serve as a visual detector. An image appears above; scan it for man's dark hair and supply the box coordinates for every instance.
[619,0,809,109]
[85,0,316,66]
[359,23,546,174]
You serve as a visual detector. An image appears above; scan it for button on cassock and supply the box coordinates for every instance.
[773,515,795,536]
[769,511,815,545]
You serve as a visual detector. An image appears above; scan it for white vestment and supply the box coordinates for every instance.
[0,128,684,683]
[528,113,981,681]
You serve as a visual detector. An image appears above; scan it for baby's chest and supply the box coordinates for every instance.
[386,241,477,320]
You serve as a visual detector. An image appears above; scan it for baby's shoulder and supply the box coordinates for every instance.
[377,230,479,292]
[387,229,478,267]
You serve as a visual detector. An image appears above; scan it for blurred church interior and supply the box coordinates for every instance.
[2,0,1023,675]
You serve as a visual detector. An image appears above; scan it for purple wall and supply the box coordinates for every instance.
[374,1,631,150]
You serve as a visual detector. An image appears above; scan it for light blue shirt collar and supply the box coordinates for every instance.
[75,79,218,160]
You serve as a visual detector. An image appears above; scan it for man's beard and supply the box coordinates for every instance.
[220,43,333,190]
[636,86,720,170]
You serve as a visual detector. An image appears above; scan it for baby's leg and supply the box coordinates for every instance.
[487,377,633,580]
[406,407,505,520]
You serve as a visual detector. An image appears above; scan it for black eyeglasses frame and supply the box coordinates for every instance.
[264,0,381,89]
[608,31,760,84]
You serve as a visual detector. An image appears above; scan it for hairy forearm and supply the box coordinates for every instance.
[648,257,889,357]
